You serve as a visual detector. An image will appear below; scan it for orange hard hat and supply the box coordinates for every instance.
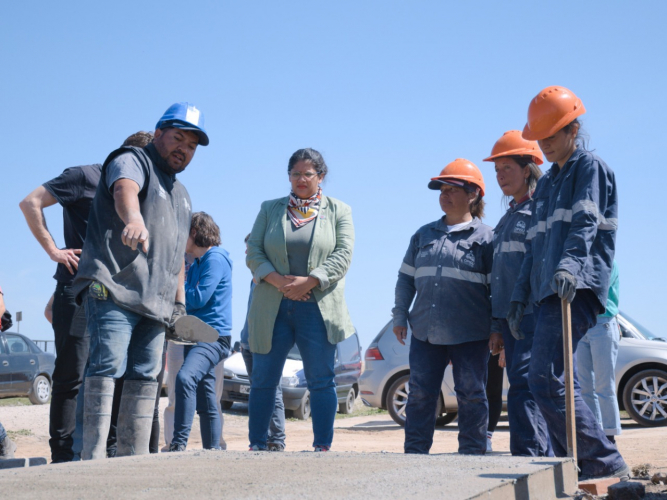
[483,130,544,165]
[522,86,586,141]
[429,158,485,197]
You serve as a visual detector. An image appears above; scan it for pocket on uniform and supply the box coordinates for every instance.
[111,253,149,290]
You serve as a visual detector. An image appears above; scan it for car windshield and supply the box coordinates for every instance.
[619,312,663,341]
[286,345,302,361]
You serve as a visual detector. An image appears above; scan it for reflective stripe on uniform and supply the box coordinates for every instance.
[573,200,618,230]
[399,262,416,276]
[493,241,526,254]
[410,265,488,285]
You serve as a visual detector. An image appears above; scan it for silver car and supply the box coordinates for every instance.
[359,313,667,427]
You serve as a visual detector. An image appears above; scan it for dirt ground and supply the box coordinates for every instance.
[2,397,666,475]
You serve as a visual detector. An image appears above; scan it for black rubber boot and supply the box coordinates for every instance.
[116,381,158,457]
[82,376,115,460]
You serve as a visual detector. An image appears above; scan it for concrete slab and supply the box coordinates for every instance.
[0,451,577,500]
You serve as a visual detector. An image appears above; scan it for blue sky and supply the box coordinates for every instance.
[2,1,666,351]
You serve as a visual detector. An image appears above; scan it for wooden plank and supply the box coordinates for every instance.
[561,299,577,460]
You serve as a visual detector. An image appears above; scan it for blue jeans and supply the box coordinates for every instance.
[529,292,626,477]
[577,316,621,436]
[172,338,228,449]
[405,337,489,455]
[499,316,552,456]
[84,291,164,380]
[249,300,336,449]
[242,348,285,446]
[0,421,6,442]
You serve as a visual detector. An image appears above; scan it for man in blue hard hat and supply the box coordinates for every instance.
[72,103,209,460]
[20,131,153,463]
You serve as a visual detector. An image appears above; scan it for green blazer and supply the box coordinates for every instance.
[246,195,355,354]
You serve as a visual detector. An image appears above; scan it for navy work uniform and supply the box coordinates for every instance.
[510,147,626,477]
[393,217,493,455]
[491,194,550,457]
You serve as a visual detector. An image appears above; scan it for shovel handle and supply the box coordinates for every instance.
[561,299,577,461]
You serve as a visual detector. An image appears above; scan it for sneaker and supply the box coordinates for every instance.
[268,443,285,452]
[219,438,227,451]
[248,445,267,452]
[313,445,330,452]
[167,443,186,452]
[0,437,17,459]
[579,464,631,482]
[486,438,493,453]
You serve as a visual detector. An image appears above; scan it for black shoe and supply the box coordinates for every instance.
[268,442,285,452]
[607,435,616,444]
[167,443,186,452]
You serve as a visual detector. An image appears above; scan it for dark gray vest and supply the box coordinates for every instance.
[73,144,192,324]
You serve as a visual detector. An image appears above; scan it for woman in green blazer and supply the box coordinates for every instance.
[246,148,354,452]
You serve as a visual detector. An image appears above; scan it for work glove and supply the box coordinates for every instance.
[506,302,526,340]
[165,301,187,340]
[551,270,577,303]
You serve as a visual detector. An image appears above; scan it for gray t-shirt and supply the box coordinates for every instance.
[286,215,316,302]
[105,154,146,192]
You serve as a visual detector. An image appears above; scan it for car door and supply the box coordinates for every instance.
[5,334,38,394]
[0,334,13,395]
[334,333,362,399]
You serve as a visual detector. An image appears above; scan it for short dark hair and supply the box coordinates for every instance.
[123,131,154,148]
[190,212,221,247]
[287,148,328,178]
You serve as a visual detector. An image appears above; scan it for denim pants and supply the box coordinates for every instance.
[0,421,6,442]
[84,290,164,381]
[249,300,337,449]
[49,283,90,462]
[529,292,626,477]
[172,338,228,449]
[499,315,552,456]
[164,343,227,448]
[242,347,286,446]
[405,337,489,455]
[577,316,622,436]
[486,353,503,434]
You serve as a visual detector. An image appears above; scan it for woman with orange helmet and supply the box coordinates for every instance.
[508,87,628,480]
[483,130,551,457]
[392,159,494,455]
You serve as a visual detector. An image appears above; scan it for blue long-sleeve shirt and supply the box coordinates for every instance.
[511,148,618,312]
[491,196,534,319]
[393,217,494,345]
[185,246,233,337]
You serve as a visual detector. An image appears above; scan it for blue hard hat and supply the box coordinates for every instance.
[155,102,209,146]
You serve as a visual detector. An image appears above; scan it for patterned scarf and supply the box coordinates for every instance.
[287,188,322,227]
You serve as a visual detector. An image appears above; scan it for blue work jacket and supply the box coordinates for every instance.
[491,196,534,319]
[511,148,618,312]
[393,217,494,345]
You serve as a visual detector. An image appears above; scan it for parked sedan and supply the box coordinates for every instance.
[221,332,363,419]
[359,313,667,427]
[0,332,55,404]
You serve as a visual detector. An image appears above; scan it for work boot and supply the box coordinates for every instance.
[0,436,17,459]
[116,380,158,457]
[82,376,115,461]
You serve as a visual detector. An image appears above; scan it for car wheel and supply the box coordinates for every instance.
[386,375,410,426]
[293,391,311,420]
[622,369,667,427]
[338,387,356,414]
[28,375,51,405]
[220,400,234,410]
